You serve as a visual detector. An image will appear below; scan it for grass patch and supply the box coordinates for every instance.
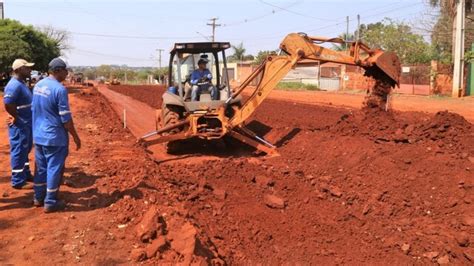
[276,82,320,91]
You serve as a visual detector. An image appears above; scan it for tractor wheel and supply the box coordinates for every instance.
[161,104,182,153]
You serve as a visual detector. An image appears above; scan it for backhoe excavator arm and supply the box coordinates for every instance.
[227,33,401,128]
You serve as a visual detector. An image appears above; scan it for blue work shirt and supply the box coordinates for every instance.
[190,69,212,85]
[32,77,72,147]
[3,77,32,126]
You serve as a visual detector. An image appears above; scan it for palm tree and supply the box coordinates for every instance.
[229,42,246,62]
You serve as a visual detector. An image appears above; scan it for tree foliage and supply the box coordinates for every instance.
[332,33,354,51]
[253,50,278,65]
[429,0,474,63]
[227,42,254,62]
[0,19,62,73]
[37,25,70,51]
[359,18,433,64]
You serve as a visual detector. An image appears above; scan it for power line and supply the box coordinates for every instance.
[71,48,155,62]
[222,1,299,27]
[70,31,201,40]
[258,0,338,21]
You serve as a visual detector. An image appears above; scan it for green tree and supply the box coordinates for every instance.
[332,33,354,51]
[359,18,433,64]
[95,65,112,78]
[429,0,474,63]
[0,19,61,73]
[228,42,247,62]
[253,50,278,65]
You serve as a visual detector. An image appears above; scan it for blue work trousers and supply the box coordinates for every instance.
[33,144,68,208]
[8,123,33,187]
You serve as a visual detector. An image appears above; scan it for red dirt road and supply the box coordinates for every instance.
[0,85,472,264]
[104,85,474,264]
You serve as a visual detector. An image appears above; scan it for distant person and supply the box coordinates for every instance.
[190,58,218,101]
[3,59,35,189]
[32,57,81,213]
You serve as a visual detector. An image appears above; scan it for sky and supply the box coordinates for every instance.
[3,0,438,67]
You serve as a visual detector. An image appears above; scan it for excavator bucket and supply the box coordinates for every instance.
[371,51,401,86]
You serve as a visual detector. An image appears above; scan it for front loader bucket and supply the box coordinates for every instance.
[372,51,401,86]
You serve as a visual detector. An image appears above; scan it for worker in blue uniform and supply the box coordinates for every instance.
[32,58,81,213]
[3,59,35,189]
[190,58,218,101]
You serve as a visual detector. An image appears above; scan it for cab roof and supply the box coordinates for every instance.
[171,42,231,54]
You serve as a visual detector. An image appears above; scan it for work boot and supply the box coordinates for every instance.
[44,200,66,213]
[12,183,34,190]
[33,199,44,207]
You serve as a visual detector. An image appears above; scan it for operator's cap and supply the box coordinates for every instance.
[12,59,35,71]
[48,57,69,71]
[198,58,209,65]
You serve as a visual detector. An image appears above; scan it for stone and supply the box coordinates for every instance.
[130,248,147,262]
[455,233,470,247]
[329,186,343,198]
[404,125,415,134]
[461,216,474,226]
[135,206,160,242]
[62,244,77,253]
[469,157,474,164]
[264,194,286,209]
[168,222,197,265]
[362,204,371,215]
[2,191,9,198]
[28,236,35,241]
[437,255,450,264]
[63,179,77,187]
[145,236,167,259]
[422,251,439,260]
[401,243,411,254]
[253,175,275,187]
[213,189,226,200]
[403,159,412,165]
[464,250,473,261]
[319,175,333,182]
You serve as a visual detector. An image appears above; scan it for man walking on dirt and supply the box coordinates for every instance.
[32,58,81,213]
[190,57,218,101]
[3,59,35,189]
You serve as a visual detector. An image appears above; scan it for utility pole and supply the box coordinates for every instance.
[452,0,466,98]
[156,48,164,84]
[156,48,164,69]
[345,16,350,50]
[207,17,221,42]
[0,1,5,20]
[356,14,360,42]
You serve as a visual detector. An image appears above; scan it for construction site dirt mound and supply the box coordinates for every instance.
[332,108,473,152]
[109,85,165,109]
[72,88,226,264]
[102,85,473,264]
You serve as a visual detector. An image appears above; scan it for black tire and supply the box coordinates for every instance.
[161,104,183,153]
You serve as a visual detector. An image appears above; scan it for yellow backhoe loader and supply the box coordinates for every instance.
[140,33,401,155]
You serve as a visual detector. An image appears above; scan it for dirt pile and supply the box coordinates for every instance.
[102,85,473,264]
[109,85,165,109]
[74,88,226,264]
[332,109,473,151]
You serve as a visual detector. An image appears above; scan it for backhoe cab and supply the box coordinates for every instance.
[152,42,243,151]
